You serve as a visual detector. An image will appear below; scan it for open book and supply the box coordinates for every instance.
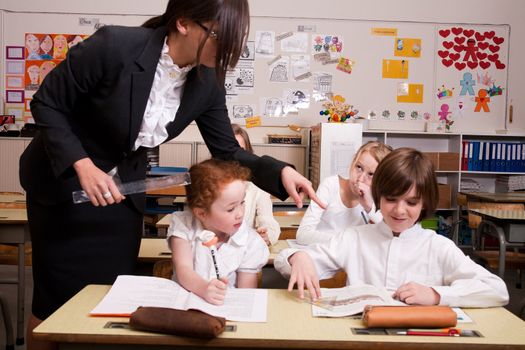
[311,284,405,317]
[90,275,268,322]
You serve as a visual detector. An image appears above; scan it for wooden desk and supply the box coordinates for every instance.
[138,238,171,263]
[34,285,525,350]
[462,192,525,203]
[469,208,525,278]
[0,208,28,344]
[0,193,26,209]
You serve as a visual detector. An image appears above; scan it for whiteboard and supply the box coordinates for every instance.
[1,12,509,133]
[227,17,509,133]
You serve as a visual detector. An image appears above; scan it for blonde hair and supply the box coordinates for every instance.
[231,123,253,153]
[351,141,393,169]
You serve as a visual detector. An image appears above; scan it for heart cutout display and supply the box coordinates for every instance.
[495,60,506,69]
[451,27,463,35]
[438,50,449,58]
[467,61,478,69]
[454,62,466,70]
[439,29,451,38]
[438,27,505,70]
[479,61,491,69]
[493,36,504,45]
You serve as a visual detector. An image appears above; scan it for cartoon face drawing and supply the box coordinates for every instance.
[224,78,234,91]
[233,105,254,119]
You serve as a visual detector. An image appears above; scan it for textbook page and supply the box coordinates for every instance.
[312,284,404,317]
[90,275,268,322]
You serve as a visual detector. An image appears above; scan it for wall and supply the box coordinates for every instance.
[1,0,524,133]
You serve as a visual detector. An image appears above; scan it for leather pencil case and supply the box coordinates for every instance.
[362,305,457,328]
[129,307,226,338]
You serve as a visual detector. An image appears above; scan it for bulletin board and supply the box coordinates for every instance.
[227,17,510,133]
[1,11,510,133]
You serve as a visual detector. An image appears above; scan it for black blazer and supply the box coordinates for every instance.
[20,25,288,210]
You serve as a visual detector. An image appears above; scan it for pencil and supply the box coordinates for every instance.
[361,211,369,224]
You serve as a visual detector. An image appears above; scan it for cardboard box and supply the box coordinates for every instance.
[437,183,451,209]
[438,152,460,171]
[424,152,439,170]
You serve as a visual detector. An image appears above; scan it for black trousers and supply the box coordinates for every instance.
[27,196,143,319]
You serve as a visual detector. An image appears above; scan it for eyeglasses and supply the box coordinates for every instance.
[196,21,218,41]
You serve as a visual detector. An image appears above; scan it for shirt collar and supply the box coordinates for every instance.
[160,37,195,77]
[194,220,249,247]
[377,221,422,239]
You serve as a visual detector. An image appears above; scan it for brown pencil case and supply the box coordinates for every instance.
[362,305,457,328]
[129,307,226,338]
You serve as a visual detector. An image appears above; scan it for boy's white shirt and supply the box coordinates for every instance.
[296,175,383,245]
[243,182,280,245]
[167,211,269,287]
[275,221,509,308]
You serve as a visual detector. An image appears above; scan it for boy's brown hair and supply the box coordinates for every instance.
[186,158,251,212]
[372,147,438,221]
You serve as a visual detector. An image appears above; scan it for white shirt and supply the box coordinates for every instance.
[296,175,382,245]
[275,221,509,308]
[167,211,269,287]
[243,182,280,245]
[133,38,194,151]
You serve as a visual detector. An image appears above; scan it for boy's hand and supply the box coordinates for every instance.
[393,282,441,305]
[203,278,228,305]
[288,251,321,300]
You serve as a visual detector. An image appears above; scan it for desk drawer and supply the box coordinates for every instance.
[504,223,525,242]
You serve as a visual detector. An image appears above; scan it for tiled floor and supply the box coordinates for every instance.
[0,258,523,349]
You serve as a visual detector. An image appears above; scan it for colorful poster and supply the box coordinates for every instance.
[382,59,409,79]
[397,83,424,103]
[394,38,422,57]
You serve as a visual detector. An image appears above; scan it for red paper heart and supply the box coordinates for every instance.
[495,60,506,69]
[455,62,466,70]
[484,31,495,39]
[449,53,460,61]
[454,36,466,44]
[487,53,499,62]
[439,29,451,38]
[453,45,463,53]
[467,61,478,69]
[479,61,491,69]
[476,52,487,60]
[442,59,453,67]
[475,32,485,41]
[443,41,454,49]
[438,50,449,58]
[478,42,489,50]
[489,45,500,53]
[451,27,463,35]
[463,29,474,37]
[493,36,504,45]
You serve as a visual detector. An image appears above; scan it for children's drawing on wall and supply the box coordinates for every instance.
[25,34,41,60]
[311,34,344,58]
[474,90,490,112]
[438,27,506,71]
[261,97,285,117]
[336,57,354,74]
[269,56,289,82]
[227,60,255,94]
[280,32,308,53]
[291,55,311,81]
[382,59,409,79]
[283,89,310,114]
[231,104,255,119]
[394,38,421,57]
[397,83,423,103]
[25,64,40,90]
[312,72,333,101]
[240,41,255,60]
[255,30,275,56]
[39,35,53,59]
[224,76,237,96]
[459,72,476,96]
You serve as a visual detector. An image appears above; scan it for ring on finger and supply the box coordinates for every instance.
[102,191,112,199]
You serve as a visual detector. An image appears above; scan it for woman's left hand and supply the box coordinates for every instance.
[281,166,326,209]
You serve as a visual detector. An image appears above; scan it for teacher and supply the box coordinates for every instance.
[19,0,322,348]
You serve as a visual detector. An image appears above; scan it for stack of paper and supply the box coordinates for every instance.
[495,175,525,192]
[460,178,483,193]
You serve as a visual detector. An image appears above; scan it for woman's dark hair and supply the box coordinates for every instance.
[372,147,438,222]
[143,0,249,84]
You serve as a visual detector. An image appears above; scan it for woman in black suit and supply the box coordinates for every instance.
[20,1,322,348]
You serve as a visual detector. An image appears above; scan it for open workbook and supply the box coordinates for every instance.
[311,285,405,317]
[90,275,268,322]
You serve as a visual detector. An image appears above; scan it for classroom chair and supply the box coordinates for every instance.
[0,292,14,350]
[467,201,525,288]
[273,210,304,240]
